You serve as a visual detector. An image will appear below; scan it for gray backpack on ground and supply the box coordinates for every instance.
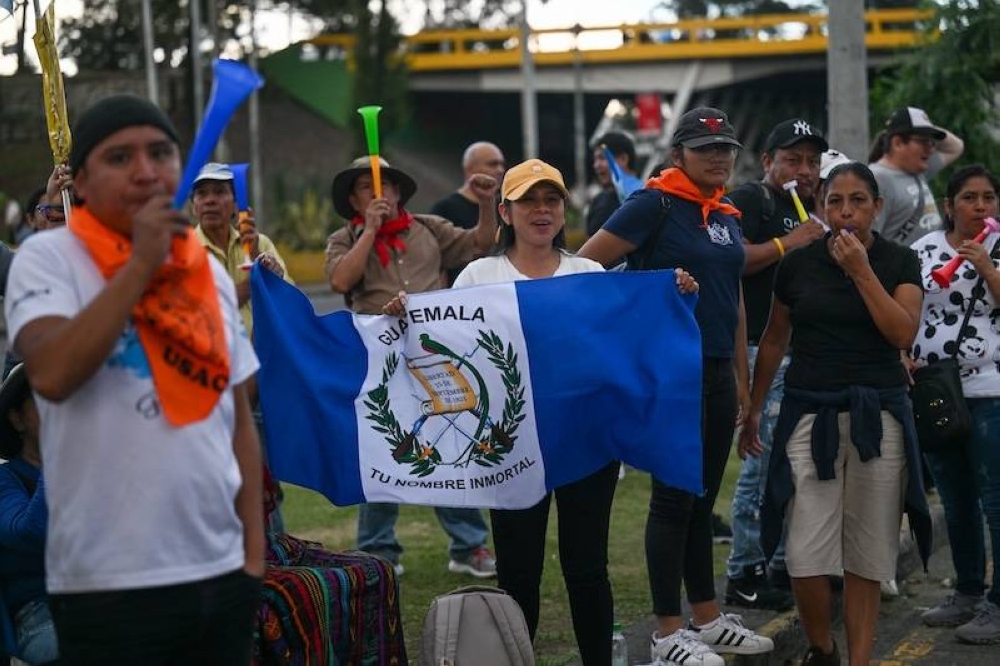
[418,585,535,666]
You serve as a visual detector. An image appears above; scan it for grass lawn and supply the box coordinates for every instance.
[282,453,744,665]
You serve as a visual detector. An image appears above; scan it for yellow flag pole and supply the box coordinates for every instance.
[32,0,73,220]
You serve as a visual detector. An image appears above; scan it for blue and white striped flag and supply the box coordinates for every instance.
[251,267,704,509]
[0,1,14,16]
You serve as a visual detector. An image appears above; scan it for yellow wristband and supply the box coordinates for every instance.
[772,237,786,257]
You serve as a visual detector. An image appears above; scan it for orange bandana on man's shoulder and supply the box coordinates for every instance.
[69,206,230,426]
[646,167,742,227]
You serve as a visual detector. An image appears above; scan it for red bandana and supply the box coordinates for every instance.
[645,167,742,227]
[352,209,414,267]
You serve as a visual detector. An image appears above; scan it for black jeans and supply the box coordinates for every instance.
[647,357,737,616]
[50,569,261,666]
[490,461,619,666]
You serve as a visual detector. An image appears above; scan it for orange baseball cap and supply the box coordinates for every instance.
[501,159,569,201]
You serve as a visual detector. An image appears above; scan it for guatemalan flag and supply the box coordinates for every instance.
[251,267,704,510]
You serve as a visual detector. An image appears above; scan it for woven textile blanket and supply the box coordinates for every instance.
[253,534,407,665]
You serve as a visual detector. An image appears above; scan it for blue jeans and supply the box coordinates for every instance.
[357,503,489,562]
[726,346,789,579]
[15,597,59,665]
[925,397,1000,606]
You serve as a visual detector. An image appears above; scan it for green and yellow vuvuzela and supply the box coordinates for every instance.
[357,105,383,198]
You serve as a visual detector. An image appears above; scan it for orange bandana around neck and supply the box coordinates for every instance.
[69,206,230,426]
[351,209,414,267]
[646,167,742,227]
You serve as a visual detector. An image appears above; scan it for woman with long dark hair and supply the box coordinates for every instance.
[452,158,697,664]
[910,164,1000,643]
[579,107,771,666]
[383,158,698,662]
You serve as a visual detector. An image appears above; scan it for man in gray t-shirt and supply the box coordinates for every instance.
[869,107,964,247]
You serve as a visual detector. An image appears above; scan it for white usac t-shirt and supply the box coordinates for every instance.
[452,252,604,288]
[4,227,260,594]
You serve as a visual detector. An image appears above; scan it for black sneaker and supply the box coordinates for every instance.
[712,513,733,544]
[801,641,840,665]
[767,565,791,590]
[725,563,795,611]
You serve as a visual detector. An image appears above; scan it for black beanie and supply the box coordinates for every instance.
[69,94,180,174]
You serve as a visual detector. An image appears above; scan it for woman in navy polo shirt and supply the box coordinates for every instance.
[579,107,771,666]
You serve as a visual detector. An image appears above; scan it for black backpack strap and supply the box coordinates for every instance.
[629,194,672,271]
[756,181,775,226]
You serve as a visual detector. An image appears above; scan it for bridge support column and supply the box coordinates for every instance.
[827,0,869,162]
[519,1,538,159]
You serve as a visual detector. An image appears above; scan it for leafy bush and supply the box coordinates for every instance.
[270,174,341,251]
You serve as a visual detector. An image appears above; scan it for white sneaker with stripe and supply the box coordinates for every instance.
[689,613,774,655]
[650,628,724,666]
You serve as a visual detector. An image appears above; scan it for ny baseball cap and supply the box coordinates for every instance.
[764,119,828,152]
[884,107,946,140]
[502,159,569,201]
[671,107,742,149]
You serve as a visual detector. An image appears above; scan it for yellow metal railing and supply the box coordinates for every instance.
[308,8,934,72]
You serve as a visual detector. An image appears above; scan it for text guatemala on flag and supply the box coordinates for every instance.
[251,267,704,510]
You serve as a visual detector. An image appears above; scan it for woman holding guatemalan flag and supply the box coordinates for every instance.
[385,158,698,665]
[579,107,773,666]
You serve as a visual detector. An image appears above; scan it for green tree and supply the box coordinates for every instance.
[59,0,188,71]
[871,0,1000,178]
[866,1,921,8]
[420,0,524,29]
[348,0,408,153]
[655,0,819,19]
[58,0,354,71]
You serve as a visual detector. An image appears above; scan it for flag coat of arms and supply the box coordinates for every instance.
[251,267,704,509]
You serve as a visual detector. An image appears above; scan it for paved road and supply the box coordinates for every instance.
[603,504,999,666]
[299,282,347,316]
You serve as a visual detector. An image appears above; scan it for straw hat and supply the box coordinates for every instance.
[329,156,417,220]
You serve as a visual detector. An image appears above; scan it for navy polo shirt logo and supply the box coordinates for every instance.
[707,221,733,245]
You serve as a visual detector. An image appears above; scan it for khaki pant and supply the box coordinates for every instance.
[785,411,907,581]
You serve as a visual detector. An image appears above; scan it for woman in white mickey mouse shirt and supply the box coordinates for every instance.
[910,164,1000,643]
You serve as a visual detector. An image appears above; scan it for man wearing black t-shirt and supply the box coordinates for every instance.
[432,142,506,230]
[724,118,828,610]
[432,142,506,285]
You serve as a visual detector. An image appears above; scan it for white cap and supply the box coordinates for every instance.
[193,162,234,184]
[819,149,852,180]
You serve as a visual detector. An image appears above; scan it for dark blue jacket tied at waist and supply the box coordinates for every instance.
[761,385,932,571]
